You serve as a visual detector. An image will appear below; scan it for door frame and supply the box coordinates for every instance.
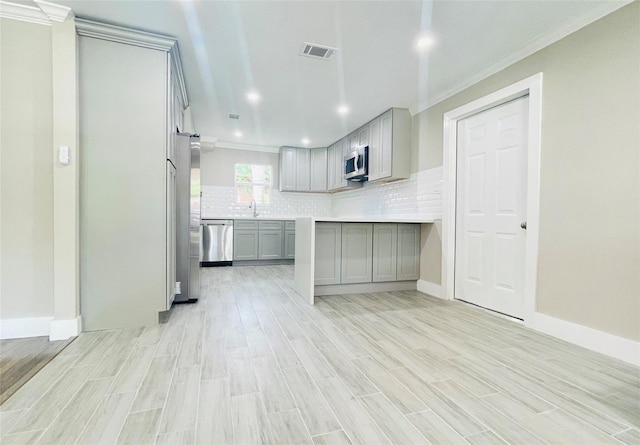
[442,73,543,325]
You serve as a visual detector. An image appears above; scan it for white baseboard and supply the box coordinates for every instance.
[315,281,416,297]
[417,280,445,299]
[529,312,640,367]
[0,316,52,339]
[49,316,82,341]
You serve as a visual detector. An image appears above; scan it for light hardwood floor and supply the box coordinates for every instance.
[0,337,73,405]
[1,265,638,444]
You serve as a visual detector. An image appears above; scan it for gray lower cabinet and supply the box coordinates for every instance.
[315,223,342,285]
[259,230,283,259]
[315,222,420,286]
[234,220,293,261]
[397,224,420,280]
[341,223,373,284]
[234,229,259,260]
[284,230,296,259]
[372,224,398,282]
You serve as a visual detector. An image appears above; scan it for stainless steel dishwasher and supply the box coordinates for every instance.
[200,220,234,266]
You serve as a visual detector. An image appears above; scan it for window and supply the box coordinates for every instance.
[235,163,272,205]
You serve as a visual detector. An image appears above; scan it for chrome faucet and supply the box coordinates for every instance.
[249,199,259,218]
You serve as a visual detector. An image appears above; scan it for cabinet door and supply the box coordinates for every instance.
[348,132,359,150]
[326,143,336,190]
[373,224,397,282]
[234,230,259,260]
[397,224,420,280]
[368,117,381,181]
[310,147,327,192]
[258,230,283,259]
[280,147,296,191]
[295,148,310,191]
[378,109,393,180]
[284,230,296,259]
[315,223,342,285]
[341,223,373,284]
[340,137,350,188]
[358,125,370,147]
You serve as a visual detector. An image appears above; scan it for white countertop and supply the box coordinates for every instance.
[202,216,295,221]
[202,216,437,223]
[299,216,436,224]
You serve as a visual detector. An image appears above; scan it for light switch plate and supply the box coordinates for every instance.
[59,146,70,165]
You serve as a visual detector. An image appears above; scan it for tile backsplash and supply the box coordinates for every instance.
[331,167,443,219]
[201,166,442,220]
[201,186,332,218]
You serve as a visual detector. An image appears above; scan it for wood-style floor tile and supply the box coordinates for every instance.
[3,265,638,445]
[268,409,312,445]
[76,391,136,445]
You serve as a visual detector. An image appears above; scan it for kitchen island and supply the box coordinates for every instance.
[294,216,435,304]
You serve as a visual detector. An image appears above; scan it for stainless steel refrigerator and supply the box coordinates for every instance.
[174,133,201,302]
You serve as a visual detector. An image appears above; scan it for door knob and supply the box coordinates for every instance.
[520,222,527,230]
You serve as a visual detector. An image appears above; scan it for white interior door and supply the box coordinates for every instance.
[455,97,529,318]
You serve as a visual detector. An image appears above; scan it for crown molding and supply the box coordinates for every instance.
[34,0,72,22]
[75,18,177,52]
[411,0,633,115]
[75,18,188,108]
[0,1,51,26]
[170,43,189,108]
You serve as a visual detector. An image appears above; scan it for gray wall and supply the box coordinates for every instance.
[415,2,639,341]
[0,19,54,319]
[201,147,280,187]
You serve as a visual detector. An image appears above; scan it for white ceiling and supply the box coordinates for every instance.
[42,1,631,149]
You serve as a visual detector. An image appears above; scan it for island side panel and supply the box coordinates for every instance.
[294,217,315,304]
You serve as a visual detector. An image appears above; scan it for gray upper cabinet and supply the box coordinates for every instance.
[368,108,411,183]
[280,146,329,193]
[280,147,297,191]
[341,223,373,284]
[327,137,361,192]
[372,224,398,282]
[314,223,342,285]
[310,147,328,192]
[295,148,310,191]
[358,125,370,148]
[397,224,420,280]
[327,142,340,191]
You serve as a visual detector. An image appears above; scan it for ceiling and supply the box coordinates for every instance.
[28,1,631,149]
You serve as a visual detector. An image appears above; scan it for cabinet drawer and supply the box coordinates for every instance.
[235,220,259,230]
[259,220,283,230]
[285,221,295,231]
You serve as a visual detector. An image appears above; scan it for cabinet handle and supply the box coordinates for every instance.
[520,222,527,230]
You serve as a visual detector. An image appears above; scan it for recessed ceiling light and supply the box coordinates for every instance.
[246,91,261,103]
[337,105,349,115]
[415,34,434,51]
[301,138,310,145]
[234,131,243,138]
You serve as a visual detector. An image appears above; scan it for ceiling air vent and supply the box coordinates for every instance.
[299,42,337,61]
[228,113,240,120]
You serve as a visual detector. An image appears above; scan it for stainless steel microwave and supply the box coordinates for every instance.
[344,145,368,181]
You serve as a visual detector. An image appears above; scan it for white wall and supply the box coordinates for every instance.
[0,19,55,335]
